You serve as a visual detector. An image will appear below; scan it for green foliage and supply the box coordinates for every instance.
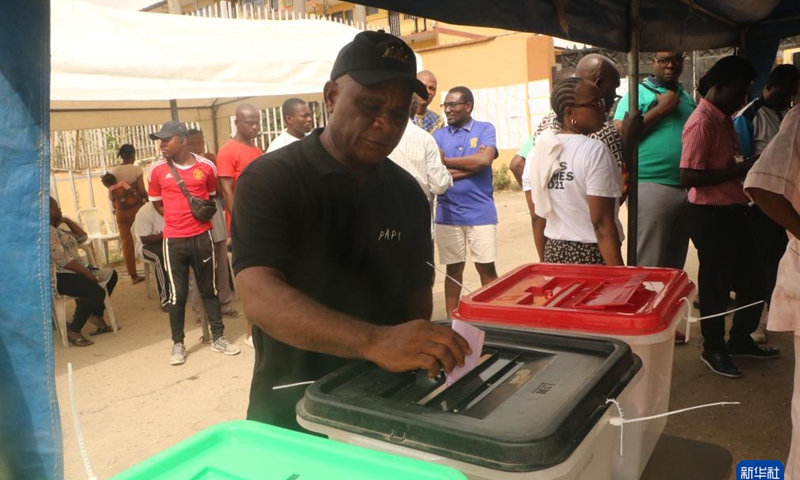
[493,164,520,191]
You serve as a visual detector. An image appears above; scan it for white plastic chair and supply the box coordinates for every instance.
[77,208,120,266]
[51,278,118,348]
[142,256,157,299]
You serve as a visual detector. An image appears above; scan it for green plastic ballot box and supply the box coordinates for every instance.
[112,420,467,480]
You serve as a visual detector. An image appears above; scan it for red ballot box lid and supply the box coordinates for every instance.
[454,263,695,336]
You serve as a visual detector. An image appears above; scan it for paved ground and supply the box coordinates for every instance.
[56,191,793,479]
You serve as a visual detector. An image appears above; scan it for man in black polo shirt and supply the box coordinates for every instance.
[232,31,470,430]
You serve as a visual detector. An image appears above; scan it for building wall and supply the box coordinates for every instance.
[436,22,516,38]
[420,33,556,166]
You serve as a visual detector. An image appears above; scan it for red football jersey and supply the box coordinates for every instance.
[148,154,218,238]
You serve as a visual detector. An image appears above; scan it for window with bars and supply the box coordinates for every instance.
[50,122,198,172]
[228,101,328,152]
[50,101,328,172]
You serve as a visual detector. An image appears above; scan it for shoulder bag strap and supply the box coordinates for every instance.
[166,159,193,201]
[165,159,199,212]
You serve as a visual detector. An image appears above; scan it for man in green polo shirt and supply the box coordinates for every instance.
[614,51,696,270]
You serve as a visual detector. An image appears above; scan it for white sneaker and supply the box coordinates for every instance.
[751,325,767,344]
[169,342,186,365]
[244,335,254,348]
[211,336,241,356]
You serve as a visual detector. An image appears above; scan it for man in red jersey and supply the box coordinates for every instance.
[148,121,241,365]
[217,104,263,348]
[217,103,263,223]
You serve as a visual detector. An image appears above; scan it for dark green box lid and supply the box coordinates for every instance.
[298,326,641,472]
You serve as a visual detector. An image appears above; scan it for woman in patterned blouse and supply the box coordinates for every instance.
[50,197,117,347]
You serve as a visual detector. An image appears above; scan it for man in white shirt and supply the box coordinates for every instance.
[133,202,169,310]
[266,98,314,153]
[388,119,453,232]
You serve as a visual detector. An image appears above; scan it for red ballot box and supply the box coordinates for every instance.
[454,263,696,480]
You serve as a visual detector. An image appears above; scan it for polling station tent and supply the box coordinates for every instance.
[5,0,800,479]
[50,0,368,149]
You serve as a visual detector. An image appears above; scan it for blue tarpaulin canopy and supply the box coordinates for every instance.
[352,0,800,96]
[0,0,56,479]
[352,0,800,52]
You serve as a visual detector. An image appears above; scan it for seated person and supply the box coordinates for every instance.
[49,197,118,347]
[134,201,170,311]
[524,78,624,266]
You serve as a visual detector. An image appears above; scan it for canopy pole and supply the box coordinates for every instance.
[167,0,181,124]
[626,0,641,266]
[211,104,220,153]
[169,99,179,121]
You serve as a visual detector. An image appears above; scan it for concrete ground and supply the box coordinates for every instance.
[56,191,793,479]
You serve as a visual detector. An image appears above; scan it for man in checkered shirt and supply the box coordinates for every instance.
[412,70,446,134]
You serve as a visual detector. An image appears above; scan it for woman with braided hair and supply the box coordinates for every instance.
[525,77,624,265]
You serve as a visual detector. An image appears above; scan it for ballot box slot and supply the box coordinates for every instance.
[413,350,501,406]
[461,353,554,419]
[416,349,532,416]
[435,354,519,412]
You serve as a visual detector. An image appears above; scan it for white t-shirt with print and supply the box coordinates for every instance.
[542,134,624,243]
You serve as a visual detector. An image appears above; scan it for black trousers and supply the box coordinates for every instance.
[142,242,170,308]
[164,231,224,343]
[747,204,789,306]
[56,270,118,334]
[687,204,765,353]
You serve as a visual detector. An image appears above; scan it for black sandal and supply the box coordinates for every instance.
[89,325,117,336]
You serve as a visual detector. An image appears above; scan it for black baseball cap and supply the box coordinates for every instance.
[330,30,428,100]
[150,121,189,140]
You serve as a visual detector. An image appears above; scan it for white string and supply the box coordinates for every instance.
[680,297,693,343]
[606,398,625,456]
[606,398,741,457]
[427,262,474,294]
[68,363,98,480]
[692,300,764,321]
[679,297,764,343]
[609,401,740,426]
[606,397,740,457]
[272,380,315,390]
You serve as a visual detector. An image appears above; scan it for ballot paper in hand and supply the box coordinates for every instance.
[446,320,485,386]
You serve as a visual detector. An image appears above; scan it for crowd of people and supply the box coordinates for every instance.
[50,97,315,357]
[49,29,800,475]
